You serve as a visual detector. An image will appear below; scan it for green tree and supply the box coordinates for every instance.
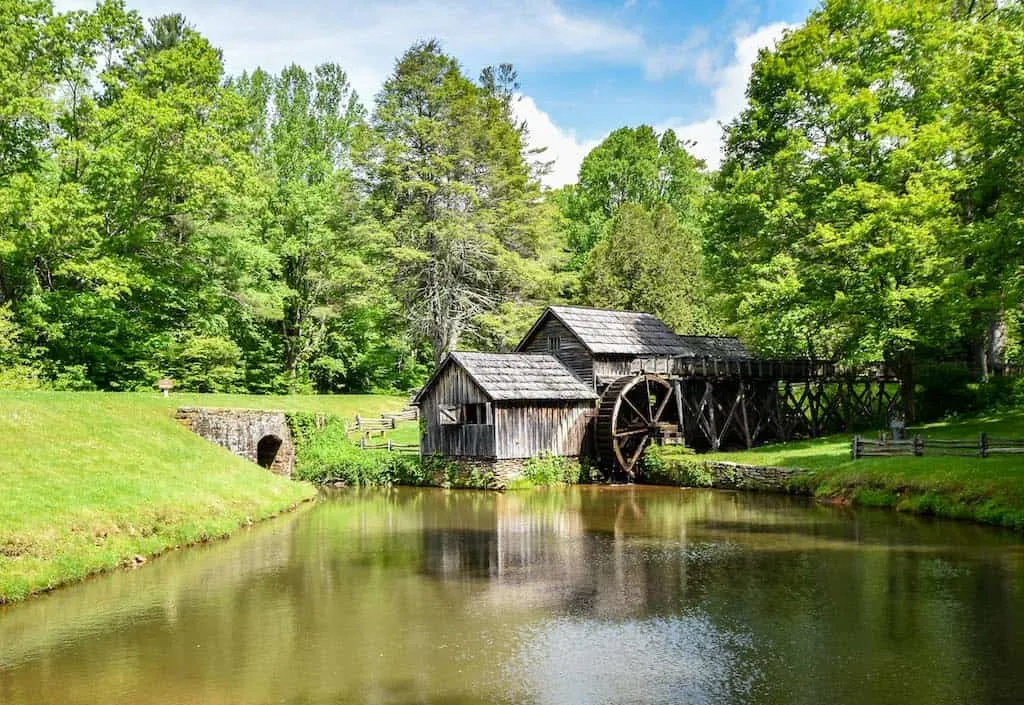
[561,126,706,264]
[708,0,992,373]
[366,41,547,362]
[583,203,712,333]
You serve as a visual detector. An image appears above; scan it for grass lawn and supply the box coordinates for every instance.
[665,410,1024,529]
[0,391,409,603]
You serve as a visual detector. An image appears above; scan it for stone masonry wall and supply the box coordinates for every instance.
[443,457,583,489]
[701,461,802,492]
[175,407,295,476]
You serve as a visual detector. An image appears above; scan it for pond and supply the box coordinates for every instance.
[2,487,1023,705]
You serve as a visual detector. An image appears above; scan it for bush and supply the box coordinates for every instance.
[915,363,979,420]
[528,453,580,485]
[288,414,428,486]
[640,445,712,487]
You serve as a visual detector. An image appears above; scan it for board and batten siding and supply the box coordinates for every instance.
[419,362,496,458]
[593,356,639,387]
[493,402,591,459]
[519,318,595,390]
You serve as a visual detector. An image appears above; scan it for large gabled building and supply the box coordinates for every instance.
[514,305,747,391]
[413,306,747,484]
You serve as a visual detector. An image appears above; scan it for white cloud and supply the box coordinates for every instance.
[55,0,643,103]
[513,95,602,189]
[642,29,715,82]
[518,23,794,186]
[660,22,792,169]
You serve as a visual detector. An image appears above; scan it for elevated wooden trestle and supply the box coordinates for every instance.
[616,357,901,455]
[598,358,901,473]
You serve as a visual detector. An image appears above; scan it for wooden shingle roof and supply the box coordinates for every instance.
[519,306,748,358]
[419,352,598,403]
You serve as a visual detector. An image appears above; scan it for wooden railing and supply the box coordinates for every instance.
[358,438,420,453]
[353,415,396,437]
[633,357,899,382]
[851,433,1024,458]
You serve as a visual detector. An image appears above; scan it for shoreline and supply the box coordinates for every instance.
[0,494,317,607]
[644,452,1024,531]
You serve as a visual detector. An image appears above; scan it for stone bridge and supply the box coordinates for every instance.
[175,407,295,476]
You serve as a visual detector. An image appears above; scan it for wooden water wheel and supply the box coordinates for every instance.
[596,374,680,479]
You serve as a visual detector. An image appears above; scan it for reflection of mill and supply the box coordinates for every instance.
[419,489,708,618]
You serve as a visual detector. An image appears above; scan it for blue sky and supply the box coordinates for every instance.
[57,0,819,185]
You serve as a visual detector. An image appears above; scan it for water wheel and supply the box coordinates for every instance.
[596,374,680,479]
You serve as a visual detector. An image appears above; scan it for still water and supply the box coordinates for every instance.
[2,487,1024,705]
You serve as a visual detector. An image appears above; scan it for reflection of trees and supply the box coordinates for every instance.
[2,488,1023,705]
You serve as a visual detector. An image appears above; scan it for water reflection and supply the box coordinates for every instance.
[1,487,1023,705]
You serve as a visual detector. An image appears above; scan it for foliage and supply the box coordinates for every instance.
[708,0,1024,374]
[506,453,582,489]
[560,126,708,263]
[583,203,713,333]
[290,415,427,486]
[364,42,555,363]
[640,445,711,487]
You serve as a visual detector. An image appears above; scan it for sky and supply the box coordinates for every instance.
[55,0,819,187]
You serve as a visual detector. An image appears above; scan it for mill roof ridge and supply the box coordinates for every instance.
[523,305,748,358]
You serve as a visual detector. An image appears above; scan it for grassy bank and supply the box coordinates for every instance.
[0,391,406,603]
[649,411,1024,530]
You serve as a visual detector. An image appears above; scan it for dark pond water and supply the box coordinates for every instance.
[2,487,1024,705]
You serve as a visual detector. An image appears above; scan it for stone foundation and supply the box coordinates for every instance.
[702,461,802,492]
[175,407,295,476]
[442,456,583,489]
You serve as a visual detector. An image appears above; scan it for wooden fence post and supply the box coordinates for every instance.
[359,436,366,450]
[852,435,861,460]
[913,434,923,457]
[980,432,988,458]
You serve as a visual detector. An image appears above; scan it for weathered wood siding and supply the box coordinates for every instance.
[593,356,638,386]
[493,402,592,459]
[520,318,595,389]
[419,363,496,458]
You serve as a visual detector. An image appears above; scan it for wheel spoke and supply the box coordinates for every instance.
[614,427,648,438]
[645,377,653,421]
[622,394,646,422]
[653,387,672,423]
[625,436,649,474]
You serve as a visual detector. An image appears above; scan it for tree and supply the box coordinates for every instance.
[583,203,712,333]
[236,63,369,391]
[708,0,989,372]
[561,126,707,264]
[366,41,547,362]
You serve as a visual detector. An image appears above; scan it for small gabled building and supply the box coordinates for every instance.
[514,305,748,391]
[413,352,598,481]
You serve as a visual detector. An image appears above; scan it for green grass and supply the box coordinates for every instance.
[0,391,408,603]
[659,410,1024,530]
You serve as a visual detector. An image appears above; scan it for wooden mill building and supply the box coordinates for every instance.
[415,305,901,482]
[414,351,597,462]
[515,306,747,393]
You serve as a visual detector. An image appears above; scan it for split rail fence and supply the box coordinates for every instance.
[352,405,420,454]
[358,437,420,454]
[851,433,1024,459]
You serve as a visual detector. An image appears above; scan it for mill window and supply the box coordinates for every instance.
[547,336,562,352]
[462,403,490,425]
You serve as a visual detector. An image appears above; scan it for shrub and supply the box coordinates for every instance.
[288,414,428,486]
[915,363,978,420]
[641,445,712,487]
[520,453,579,487]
